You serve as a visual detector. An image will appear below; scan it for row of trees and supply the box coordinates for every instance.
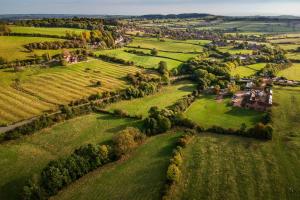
[24,40,85,50]
[22,127,145,199]
[162,132,194,199]
[14,17,119,30]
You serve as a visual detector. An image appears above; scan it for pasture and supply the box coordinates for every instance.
[52,131,182,200]
[168,87,300,200]
[127,37,203,53]
[185,95,263,129]
[106,81,196,117]
[278,64,300,81]
[9,26,86,36]
[0,36,65,61]
[197,21,300,33]
[95,48,183,69]
[0,59,141,124]
[218,46,253,55]
[231,63,266,77]
[0,113,139,200]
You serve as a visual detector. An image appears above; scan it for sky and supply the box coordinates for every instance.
[0,0,300,16]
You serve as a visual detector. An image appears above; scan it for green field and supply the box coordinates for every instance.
[0,113,139,200]
[185,96,263,129]
[9,26,86,37]
[106,81,196,117]
[52,131,182,200]
[168,87,300,200]
[219,46,253,55]
[0,59,141,124]
[127,37,203,53]
[278,63,300,81]
[286,53,300,61]
[231,63,266,77]
[196,21,300,33]
[95,48,183,69]
[0,36,65,61]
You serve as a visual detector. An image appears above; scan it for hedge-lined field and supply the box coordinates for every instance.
[95,48,183,69]
[277,63,300,81]
[0,59,141,124]
[9,26,86,36]
[185,96,263,129]
[52,132,182,200]
[0,113,139,200]
[106,81,196,117]
[0,36,65,61]
[218,46,253,55]
[127,37,203,53]
[231,63,266,77]
[169,87,300,200]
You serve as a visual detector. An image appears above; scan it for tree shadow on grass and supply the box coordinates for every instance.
[177,85,195,92]
[0,175,28,200]
[225,106,262,124]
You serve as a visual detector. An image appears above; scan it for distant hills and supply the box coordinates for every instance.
[0,13,299,21]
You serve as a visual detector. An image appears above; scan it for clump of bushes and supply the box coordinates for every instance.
[98,54,134,65]
[207,122,273,140]
[113,127,146,158]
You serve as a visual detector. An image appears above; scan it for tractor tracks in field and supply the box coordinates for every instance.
[11,84,58,106]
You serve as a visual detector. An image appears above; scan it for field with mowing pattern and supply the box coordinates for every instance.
[52,131,182,200]
[106,81,196,117]
[0,59,141,124]
[231,63,266,77]
[277,63,300,81]
[185,96,263,129]
[0,113,139,200]
[169,87,300,200]
[0,36,65,61]
[9,26,86,36]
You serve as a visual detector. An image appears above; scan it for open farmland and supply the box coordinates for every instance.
[0,59,141,124]
[231,63,266,77]
[9,26,86,36]
[0,113,139,200]
[278,63,300,81]
[95,48,183,69]
[168,87,300,200]
[127,37,203,53]
[106,81,196,117]
[185,96,263,129]
[52,131,182,200]
[0,36,65,61]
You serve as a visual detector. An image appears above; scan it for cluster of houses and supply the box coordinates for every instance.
[232,78,273,111]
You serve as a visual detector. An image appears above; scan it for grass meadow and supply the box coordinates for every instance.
[278,64,300,81]
[185,95,263,129]
[0,113,140,200]
[106,81,196,117]
[127,37,203,53]
[52,131,182,200]
[231,63,266,77]
[95,48,183,70]
[9,26,86,37]
[0,36,65,61]
[168,86,300,200]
